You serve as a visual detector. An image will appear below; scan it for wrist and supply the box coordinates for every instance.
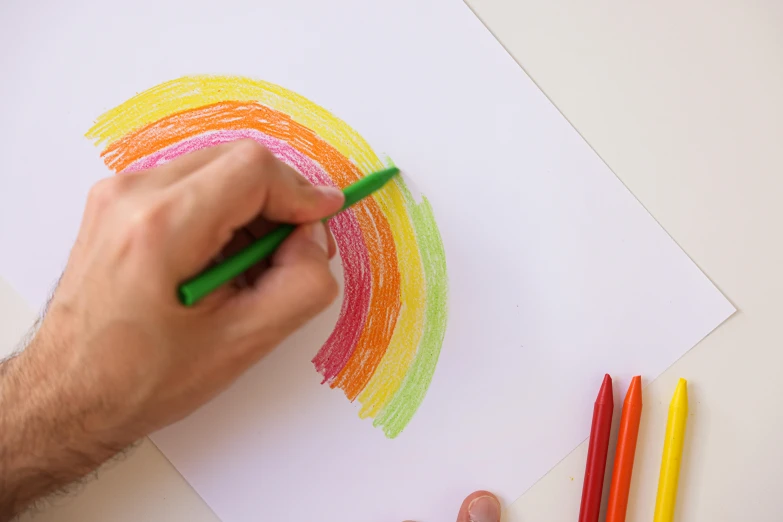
[0,333,133,518]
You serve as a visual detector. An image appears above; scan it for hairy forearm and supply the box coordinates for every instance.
[0,338,130,520]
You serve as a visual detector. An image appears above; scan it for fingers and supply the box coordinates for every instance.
[245,215,339,259]
[217,222,339,361]
[456,491,501,522]
[168,140,344,278]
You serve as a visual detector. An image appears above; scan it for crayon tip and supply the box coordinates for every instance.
[597,374,613,404]
[625,375,642,405]
[671,378,688,406]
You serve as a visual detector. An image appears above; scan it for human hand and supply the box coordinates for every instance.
[0,140,345,516]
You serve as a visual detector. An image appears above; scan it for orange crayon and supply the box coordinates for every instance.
[606,376,643,522]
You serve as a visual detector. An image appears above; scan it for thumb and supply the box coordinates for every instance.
[456,492,501,522]
[225,221,339,345]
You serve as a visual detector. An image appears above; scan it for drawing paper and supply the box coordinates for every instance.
[0,1,733,521]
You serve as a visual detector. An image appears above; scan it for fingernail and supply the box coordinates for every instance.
[310,222,329,253]
[315,185,345,203]
[468,496,501,522]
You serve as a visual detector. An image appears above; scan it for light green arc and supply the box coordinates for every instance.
[374,174,449,438]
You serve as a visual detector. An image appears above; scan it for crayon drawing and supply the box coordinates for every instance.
[85,75,448,438]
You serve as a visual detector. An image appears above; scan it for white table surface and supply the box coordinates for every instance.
[4,1,782,520]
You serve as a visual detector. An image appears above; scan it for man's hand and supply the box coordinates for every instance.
[0,140,345,518]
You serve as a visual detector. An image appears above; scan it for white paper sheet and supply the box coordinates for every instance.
[0,1,734,521]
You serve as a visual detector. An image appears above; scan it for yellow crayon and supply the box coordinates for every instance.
[653,378,689,522]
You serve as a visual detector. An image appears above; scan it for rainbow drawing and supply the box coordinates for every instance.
[86,75,448,438]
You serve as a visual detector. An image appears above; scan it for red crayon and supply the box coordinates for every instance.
[578,374,614,522]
